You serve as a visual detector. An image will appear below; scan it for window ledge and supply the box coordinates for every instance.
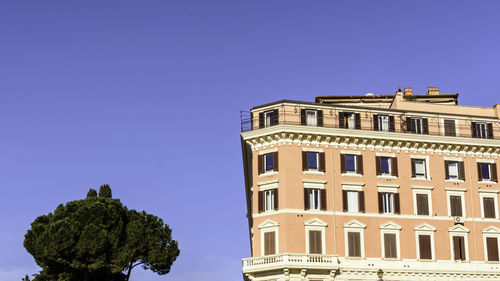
[479,180,497,185]
[383,258,400,261]
[377,175,397,179]
[342,173,362,177]
[346,257,365,260]
[303,170,325,175]
[259,171,278,177]
[412,177,430,181]
[446,179,465,183]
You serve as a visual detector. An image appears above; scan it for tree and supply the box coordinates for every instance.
[24,186,179,281]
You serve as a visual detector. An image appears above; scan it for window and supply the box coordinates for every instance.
[486,237,499,262]
[302,151,325,172]
[449,195,463,217]
[444,119,457,136]
[383,233,398,259]
[411,158,427,179]
[342,190,365,213]
[445,161,464,180]
[373,114,395,132]
[341,154,363,174]
[263,231,276,255]
[376,156,398,176]
[347,232,361,257]
[339,112,361,129]
[407,117,428,134]
[472,122,493,139]
[451,236,466,261]
[258,189,278,212]
[416,193,430,215]
[478,162,498,182]
[304,188,326,211]
[481,195,497,219]
[258,152,278,174]
[308,230,322,254]
[378,192,400,214]
[301,109,323,127]
[259,109,278,128]
[418,234,433,260]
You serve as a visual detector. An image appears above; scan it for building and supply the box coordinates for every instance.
[239,87,500,281]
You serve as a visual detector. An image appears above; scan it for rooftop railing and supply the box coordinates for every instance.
[240,104,500,141]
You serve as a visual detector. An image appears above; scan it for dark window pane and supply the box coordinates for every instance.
[384,233,397,258]
[307,152,318,170]
[381,157,391,174]
[419,235,432,260]
[484,197,496,219]
[348,232,361,257]
[265,153,274,171]
[345,155,356,172]
[481,163,491,180]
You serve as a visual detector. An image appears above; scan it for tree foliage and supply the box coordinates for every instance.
[98,184,112,198]
[24,186,179,281]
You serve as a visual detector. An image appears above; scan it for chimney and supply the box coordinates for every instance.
[404,87,413,95]
[427,87,439,95]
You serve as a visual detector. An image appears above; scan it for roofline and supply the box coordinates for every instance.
[315,93,459,103]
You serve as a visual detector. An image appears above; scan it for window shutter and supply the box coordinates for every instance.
[356,155,363,174]
[302,152,308,171]
[444,119,456,136]
[419,235,432,260]
[304,189,309,210]
[259,112,264,128]
[264,232,276,255]
[417,194,429,215]
[394,193,401,214]
[348,232,361,257]
[392,157,398,177]
[450,196,462,217]
[317,110,323,127]
[309,230,316,254]
[453,236,463,260]
[272,109,279,125]
[411,159,416,178]
[375,156,381,175]
[300,109,306,125]
[487,123,494,139]
[358,191,365,213]
[422,118,429,134]
[274,189,279,210]
[320,189,326,211]
[373,114,379,131]
[471,122,477,138]
[258,155,264,174]
[389,115,395,132]
[444,161,450,180]
[492,163,498,182]
[458,162,465,180]
[339,112,345,128]
[483,197,495,219]
[342,190,348,212]
[384,233,397,259]
[258,191,264,213]
[340,154,346,173]
[487,237,499,262]
[355,113,361,129]
[378,192,384,213]
[319,152,325,172]
[348,232,354,256]
[477,162,483,181]
[271,152,278,171]
[406,117,412,132]
[264,232,270,255]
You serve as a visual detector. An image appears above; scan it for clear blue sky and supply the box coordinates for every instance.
[0,1,499,280]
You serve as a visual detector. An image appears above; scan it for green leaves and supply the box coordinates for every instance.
[24,186,179,281]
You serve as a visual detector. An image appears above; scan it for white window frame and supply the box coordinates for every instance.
[346,190,360,213]
[483,226,500,263]
[264,189,275,212]
[378,115,389,132]
[345,154,357,173]
[480,191,499,220]
[447,161,459,180]
[446,190,466,218]
[411,156,430,181]
[343,220,366,258]
[346,113,356,129]
[380,156,392,175]
[411,117,423,134]
[448,225,470,262]
[476,122,488,139]
[414,223,437,261]
[307,151,319,171]
[305,218,327,255]
[263,153,274,173]
[308,188,321,210]
[305,109,318,126]
[264,110,275,127]
[381,192,395,214]
[379,222,402,260]
[258,219,279,257]
[412,187,433,216]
